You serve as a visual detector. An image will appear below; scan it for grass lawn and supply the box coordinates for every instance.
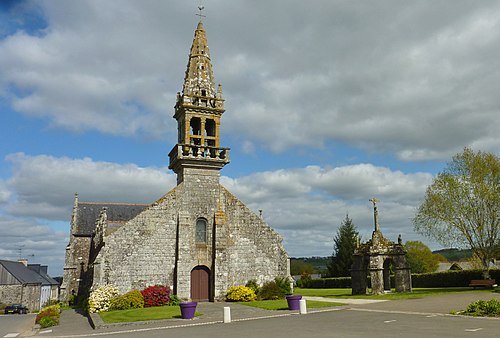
[296,287,494,300]
[239,299,344,310]
[99,299,341,323]
[99,306,201,323]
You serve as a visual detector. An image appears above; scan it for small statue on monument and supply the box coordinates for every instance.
[369,197,380,232]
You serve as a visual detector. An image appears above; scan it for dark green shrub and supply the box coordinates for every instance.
[300,277,352,288]
[69,295,86,308]
[298,269,500,289]
[274,277,292,295]
[463,299,500,317]
[260,281,285,300]
[168,294,181,306]
[411,270,497,287]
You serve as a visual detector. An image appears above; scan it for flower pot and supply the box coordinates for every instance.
[180,302,197,319]
[286,295,302,310]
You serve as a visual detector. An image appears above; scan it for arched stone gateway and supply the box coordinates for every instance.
[191,266,210,302]
[351,199,412,295]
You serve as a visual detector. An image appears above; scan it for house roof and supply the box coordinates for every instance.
[75,202,149,236]
[0,260,46,285]
[27,264,59,286]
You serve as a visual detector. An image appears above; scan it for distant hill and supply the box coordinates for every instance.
[433,248,473,261]
[291,256,329,274]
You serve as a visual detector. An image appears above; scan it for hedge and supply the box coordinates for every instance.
[412,269,500,288]
[298,269,500,289]
[300,277,351,288]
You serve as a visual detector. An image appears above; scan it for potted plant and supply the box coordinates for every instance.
[179,301,197,319]
[285,295,302,310]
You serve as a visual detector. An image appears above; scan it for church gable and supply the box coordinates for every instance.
[93,187,180,292]
[215,186,288,287]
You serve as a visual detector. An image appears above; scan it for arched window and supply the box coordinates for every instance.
[196,218,207,243]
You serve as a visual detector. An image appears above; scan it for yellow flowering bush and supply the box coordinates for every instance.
[226,286,257,302]
[88,285,119,313]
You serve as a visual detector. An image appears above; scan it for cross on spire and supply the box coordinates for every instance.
[196,4,206,20]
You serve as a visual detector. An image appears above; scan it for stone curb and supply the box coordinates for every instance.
[88,312,205,330]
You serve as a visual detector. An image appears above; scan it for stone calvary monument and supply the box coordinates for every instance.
[351,198,412,295]
[60,20,289,302]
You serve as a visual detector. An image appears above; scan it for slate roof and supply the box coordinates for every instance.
[75,202,150,236]
[27,264,59,286]
[0,260,46,285]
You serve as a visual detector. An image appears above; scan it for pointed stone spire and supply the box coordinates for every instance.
[182,21,218,100]
[169,20,230,184]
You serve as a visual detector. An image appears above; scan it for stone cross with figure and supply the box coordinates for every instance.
[369,197,380,232]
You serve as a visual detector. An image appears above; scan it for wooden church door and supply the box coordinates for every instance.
[190,266,210,302]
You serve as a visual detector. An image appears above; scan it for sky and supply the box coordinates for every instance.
[1,0,499,276]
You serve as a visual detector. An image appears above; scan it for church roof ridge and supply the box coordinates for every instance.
[78,201,151,207]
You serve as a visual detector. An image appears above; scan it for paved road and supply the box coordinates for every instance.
[0,313,35,338]
[36,308,500,338]
[32,292,500,338]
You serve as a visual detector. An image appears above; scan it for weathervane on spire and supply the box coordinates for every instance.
[196,3,206,21]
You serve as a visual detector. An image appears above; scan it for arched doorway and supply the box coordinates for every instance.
[191,266,210,302]
[383,259,394,291]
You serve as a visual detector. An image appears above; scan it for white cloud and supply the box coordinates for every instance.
[222,163,436,255]
[222,164,433,204]
[0,216,68,276]
[0,180,10,203]
[5,153,176,220]
[1,1,499,160]
[1,153,440,274]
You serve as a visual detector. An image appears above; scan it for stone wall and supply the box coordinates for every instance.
[61,236,92,300]
[92,168,288,301]
[0,284,41,312]
[0,285,22,305]
[96,189,179,294]
[213,186,289,299]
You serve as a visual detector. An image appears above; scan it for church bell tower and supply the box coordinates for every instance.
[168,21,230,184]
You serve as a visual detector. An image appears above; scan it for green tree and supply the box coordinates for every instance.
[413,148,500,277]
[404,241,440,273]
[328,214,359,277]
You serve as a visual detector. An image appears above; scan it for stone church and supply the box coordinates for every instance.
[61,21,289,302]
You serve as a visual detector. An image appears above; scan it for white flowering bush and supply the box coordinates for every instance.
[88,285,119,313]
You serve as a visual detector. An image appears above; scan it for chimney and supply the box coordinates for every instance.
[18,259,28,266]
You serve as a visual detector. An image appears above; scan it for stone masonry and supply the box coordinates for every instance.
[61,20,289,302]
[351,199,412,295]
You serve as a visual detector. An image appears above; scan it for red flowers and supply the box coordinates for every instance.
[140,285,171,307]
